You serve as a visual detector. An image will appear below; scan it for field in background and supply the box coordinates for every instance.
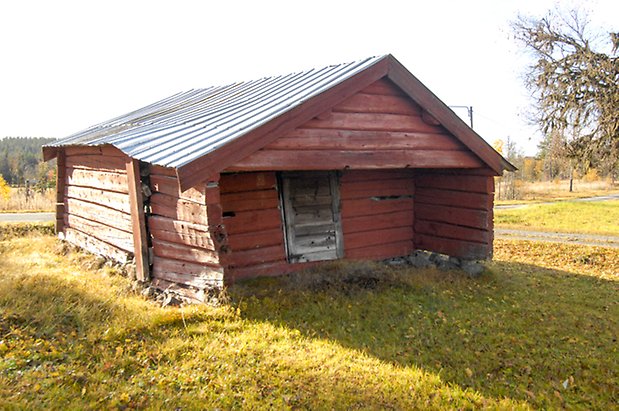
[0,228,617,409]
[494,200,619,236]
[495,178,619,205]
[0,187,55,213]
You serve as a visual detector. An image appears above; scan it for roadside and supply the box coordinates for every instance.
[495,228,619,249]
[0,212,55,223]
[495,193,619,209]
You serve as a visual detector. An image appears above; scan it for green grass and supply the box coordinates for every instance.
[1,231,617,409]
[495,200,619,236]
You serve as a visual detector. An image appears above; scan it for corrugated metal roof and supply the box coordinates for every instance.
[48,55,387,169]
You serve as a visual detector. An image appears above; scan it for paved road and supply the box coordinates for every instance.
[495,193,619,209]
[0,212,55,223]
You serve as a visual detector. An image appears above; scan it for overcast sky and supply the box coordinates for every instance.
[1,0,617,155]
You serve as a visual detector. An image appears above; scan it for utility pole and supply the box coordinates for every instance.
[449,105,474,129]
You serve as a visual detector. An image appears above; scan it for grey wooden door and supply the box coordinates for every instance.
[280,171,343,263]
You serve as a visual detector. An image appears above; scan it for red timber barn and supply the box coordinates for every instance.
[44,55,514,302]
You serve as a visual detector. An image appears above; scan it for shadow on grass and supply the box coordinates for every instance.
[230,261,618,408]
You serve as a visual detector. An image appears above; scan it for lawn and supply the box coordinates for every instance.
[494,200,619,236]
[1,228,617,409]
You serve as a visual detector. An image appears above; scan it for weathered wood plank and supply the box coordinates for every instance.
[66,168,129,193]
[62,227,131,264]
[226,228,284,251]
[148,215,212,247]
[415,187,492,211]
[149,174,206,204]
[150,278,210,302]
[65,154,127,172]
[224,208,282,235]
[415,233,490,260]
[345,226,413,250]
[64,145,126,158]
[333,93,422,116]
[342,210,413,235]
[345,240,413,260]
[127,159,150,282]
[65,198,132,227]
[303,112,445,134]
[361,78,407,96]
[269,129,463,151]
[228,149,483,171]
[415,203,490,230]
[64,214,134,251]
[65,185,131,213]
[152,238,220,266]
[219,172,278,193]
[221,189,279,212]
[55,150,66,234]
[152,257,223,288]
[415,174,493,194]
[340,178,414,200]
[341,197,414,218]
[228,244,286,267]
[415,219,490,244]
[150,193,207,226]
[150,165,178,177]
[340,169,414,183]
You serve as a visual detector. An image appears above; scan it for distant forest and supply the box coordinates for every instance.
[0,137,57,188]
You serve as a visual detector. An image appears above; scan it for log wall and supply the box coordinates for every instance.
[413,170,495,259]
[219,172,288,281]
[228,78,484,171]
[61,146,134,263]
[147,165,224,298]
[340,169,415,260]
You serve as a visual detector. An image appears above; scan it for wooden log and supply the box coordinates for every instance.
[149,174,205,204]
[303,112,445,134]
[415,174,493,194]
[150,193,207,225]
[224,208,282,235]
[333,93,422,116]
[415,204,489,230]
[150,165,178,177]
[64,145,126,158]
[226,228,284,251]
[66,168,129,193]
[345,240,413,260]
[361,78,407,96]
[64,214,134,252]
[148,215,213,249]
[269,129,463,151]
[152,238,220,266]
[340,169,414,183]
[65,154,127,173]
[415,187,492,211]
[62,227,131,263]
[342,210,413,235]
[65,198,132,227]
[221,189,279,212]
[219,172,278,193]
[341,197,413,218]
[152,257,223,288]
[228,244,286,268]
[228,149,483,171]
[344,226,413,251]
[415,219,490,244]
[340,178,414,200]
[415,233,490,260]
[65,185,131,213]
[55,150,66,234]
[127,159,150,282]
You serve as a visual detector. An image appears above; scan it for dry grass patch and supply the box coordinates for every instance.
[1,229,617,409]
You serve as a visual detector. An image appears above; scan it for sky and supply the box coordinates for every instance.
[1,0,617,156]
